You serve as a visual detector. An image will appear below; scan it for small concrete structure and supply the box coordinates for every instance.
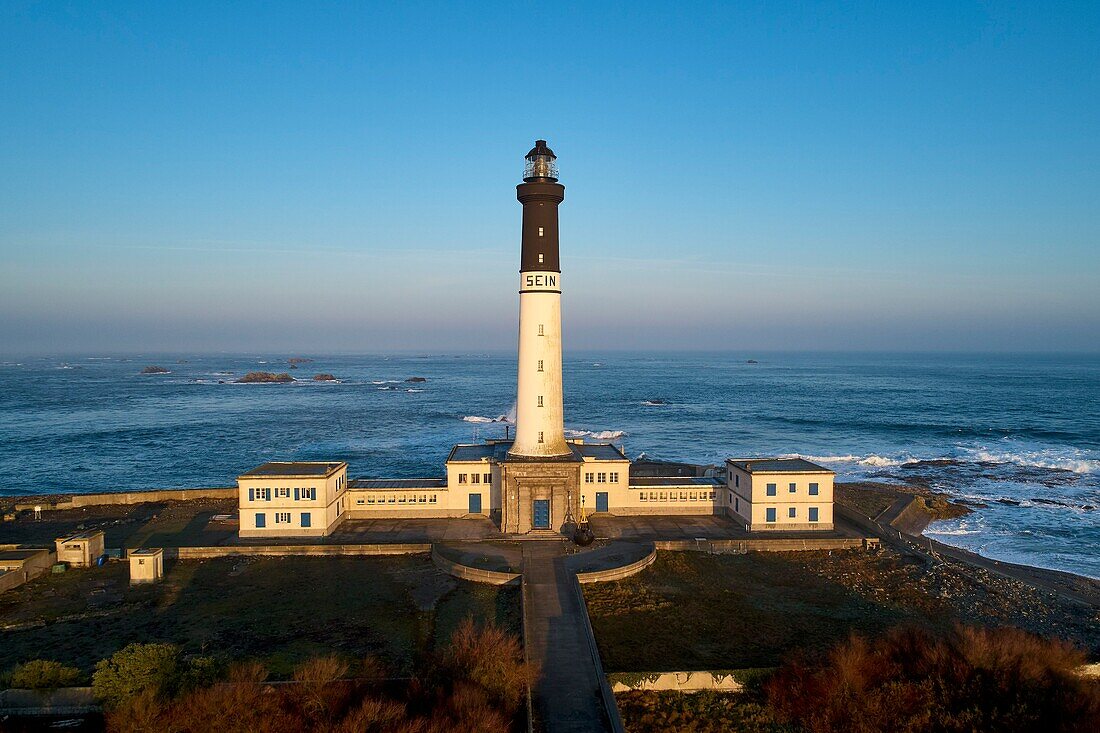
[54,530,106,568]
[128,548,164,584]
[0,548,56,594]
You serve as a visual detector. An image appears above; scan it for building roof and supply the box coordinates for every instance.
[726,458,833,474]
[129,548,163,556]
[349,478,447,491]
[56,530,104,542]
[447,440,626,464]
[239,461,345,479]
[629,477,723,487]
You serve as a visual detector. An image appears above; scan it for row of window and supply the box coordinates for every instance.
[584,472,620,484]
[356,494,439,505]
[764,482,820,497]
[255,512,311,528]
[639,490,717,502]
[249,487,318,502]
[456,473,492,484]
[765,507,820,522]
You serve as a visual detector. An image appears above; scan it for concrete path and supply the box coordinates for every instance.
[523,541,617,733]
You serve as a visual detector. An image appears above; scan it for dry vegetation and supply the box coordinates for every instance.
[96,620,533,733]
[585,550,1099,672]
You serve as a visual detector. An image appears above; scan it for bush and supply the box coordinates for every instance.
[432,617,535,716]
[7,659,83,689]
[766,625,1100,733]
[92,643,182,709]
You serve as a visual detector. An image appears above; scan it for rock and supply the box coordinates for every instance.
[405,377,427,383]
[746,359,759,364]
[140,365,170,374]
[236,371,295,383]
[313,374,339,382]
[287,358,313,364]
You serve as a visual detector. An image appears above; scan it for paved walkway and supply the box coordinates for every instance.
[523,541,616,733]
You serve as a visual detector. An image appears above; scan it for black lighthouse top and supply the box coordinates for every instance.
[517,140,565,272]
[524,139,559,182]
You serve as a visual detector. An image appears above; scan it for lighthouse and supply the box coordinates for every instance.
[509,140,570,458]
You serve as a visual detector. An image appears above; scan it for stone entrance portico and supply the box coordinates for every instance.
[500,457,582,535]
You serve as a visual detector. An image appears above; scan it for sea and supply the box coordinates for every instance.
[0,352,1097,579]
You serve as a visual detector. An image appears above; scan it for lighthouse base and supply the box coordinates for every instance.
[499,456,583,536]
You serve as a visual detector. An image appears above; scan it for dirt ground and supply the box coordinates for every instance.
[0,554,520,677]
[584,548,1100,672]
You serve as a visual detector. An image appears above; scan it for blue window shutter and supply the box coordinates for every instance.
[256,513,265,528]
[294,487,299,501]
[248,487,254,502]
[302,512,311,528]
[267,489,271,501]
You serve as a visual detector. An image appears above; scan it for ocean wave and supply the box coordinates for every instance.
[962,448,1098,474]
[565,429,626,440]
[406,388,423,393]
[463,415,510,424]
[785,453,919,468]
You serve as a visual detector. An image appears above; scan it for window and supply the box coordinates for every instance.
[484,473,491,484]
[138,558,145,565]
[735,474,740,487]
[597,472,607,483]
[398,495,407,503]
[789,507,797,518]
[659,492,667,501]
[537,360,544,372]
[809,482,820,496]
[429,495,437,504]
[255,510,266,525]
[301,512,312,528]
[709,491,716,500]
[471,473,480,484]
[276,487,291,499]
[366,496,375,504]
[418,495,427,503]
[251,487,271,502]
[538,226,544,236]
[538,431,544,443]
[649,491,657,500]
[766,483,777,497]
[387,496,396,504]
[275,512,291,524]
[538,253,544,263]
[766,507,777,523]
[538,324,544,335]
[809,507,820,522]
[639,493,647,502]
[689,492,698,500]
[789,482,797,493]
[458,473,467,484]
[609,471,619,482]
[585,473,594,483]
[735,497,739,511]
[680,491,688,501]
[537,395,543,407]
[356,499,365,505]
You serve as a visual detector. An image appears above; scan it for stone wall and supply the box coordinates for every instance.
[430,547,520,585]
[576,546,657,584]
[14,487,236,511]
[173,544,429,559]
[655,537,866,553]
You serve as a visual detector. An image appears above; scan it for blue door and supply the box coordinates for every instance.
[595,492,608,513]
[533,499,550,529]
[469,493,482,514]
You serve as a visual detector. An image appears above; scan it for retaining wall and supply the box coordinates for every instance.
[576,546,657,584]
[430,546,520,585]
[608,671,745,693]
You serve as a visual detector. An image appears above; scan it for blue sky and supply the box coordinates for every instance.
[1,1,1097,354]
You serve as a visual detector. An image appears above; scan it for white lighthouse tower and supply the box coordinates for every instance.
[509,140,570,458]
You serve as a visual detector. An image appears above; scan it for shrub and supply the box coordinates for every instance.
[93,643,182,709]
[8,659,83,689]
[766,625,1100,733]
[433,618,535,715]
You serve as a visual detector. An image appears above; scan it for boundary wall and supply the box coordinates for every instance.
[655,537,868,553]
[0,550,57,595]
[14,488,236,511]
[173,544,429,559]
[608,671,747,693]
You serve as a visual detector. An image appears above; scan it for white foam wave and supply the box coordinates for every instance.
[963,448,1098,475]
[463,415,511,424]
[406,388,423,393]
[565,429,626,440]
[784,453,918,468]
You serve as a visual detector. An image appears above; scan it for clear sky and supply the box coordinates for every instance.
[1,1,1098,355]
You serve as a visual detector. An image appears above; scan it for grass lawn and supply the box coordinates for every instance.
[584,549,1099,672]
[0,554,519,677]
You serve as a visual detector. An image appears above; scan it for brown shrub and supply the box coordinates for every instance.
[767,625,1100,733]
[433,617,535,716]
